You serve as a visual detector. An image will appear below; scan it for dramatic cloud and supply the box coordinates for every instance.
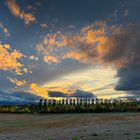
[115,59,140,94]
[43,66,125,98]
[0,0,139,100]
[29,82,95,98]
[0,22,10,37]
[30,83,48,98]
[36,22,137,68]
[6,0,36,25]
[0,44,25,75]
[36,21,108,64]
[17,59,88,94]
[36,22,140,96]
[8,77,26,86]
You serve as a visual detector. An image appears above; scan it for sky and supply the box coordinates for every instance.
[0,0,140,99]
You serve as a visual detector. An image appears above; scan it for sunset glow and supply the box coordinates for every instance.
[0,0,140,101]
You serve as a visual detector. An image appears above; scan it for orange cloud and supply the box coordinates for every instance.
[6,0,36,25]
[63,52,82,62]
[36,21,136,68]
[0,43,24,75]
[0,22,10,37]
[8,77,26,86]
[36,21,108,64]
[43,54,59,64]
[30,83,72,98]
[30,83,48,98]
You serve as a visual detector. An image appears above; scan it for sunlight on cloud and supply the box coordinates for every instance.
[30,83,48,98]
[8,77,26,86]
[0,44,24,75]
[36,21,136,69]
[43,66,126,98]
[6,0,36,25]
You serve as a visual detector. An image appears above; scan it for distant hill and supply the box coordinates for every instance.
[70,90,95,98]
[49,90,95,98]
[48,91,67,97]
[0,91,42,105]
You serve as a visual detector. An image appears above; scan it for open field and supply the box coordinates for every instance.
[0,113,140,140]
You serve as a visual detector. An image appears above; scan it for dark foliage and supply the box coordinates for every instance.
[0,100,139,114]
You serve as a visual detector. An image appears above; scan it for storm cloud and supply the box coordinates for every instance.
[36,23,140,96]
[115,58,140,95]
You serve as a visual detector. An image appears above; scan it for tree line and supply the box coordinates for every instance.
[0,99,139,113]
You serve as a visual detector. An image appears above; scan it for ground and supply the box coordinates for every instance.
[0,113,140,140]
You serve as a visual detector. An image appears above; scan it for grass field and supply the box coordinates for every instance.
[0,113,140,140]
